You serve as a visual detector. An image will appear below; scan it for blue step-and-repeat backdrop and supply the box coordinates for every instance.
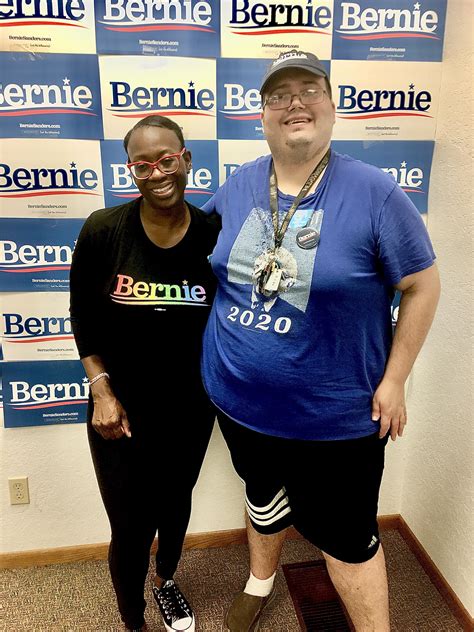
[0,0,447,427]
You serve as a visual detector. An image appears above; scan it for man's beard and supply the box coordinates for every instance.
[278,136,315,164]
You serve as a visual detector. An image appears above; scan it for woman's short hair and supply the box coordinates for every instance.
[123,115,185,156]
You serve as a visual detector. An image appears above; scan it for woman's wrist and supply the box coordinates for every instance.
[89,371,110,387]
[90,376,114,401]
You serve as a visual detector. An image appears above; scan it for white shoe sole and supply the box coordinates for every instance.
[163,618,195,632]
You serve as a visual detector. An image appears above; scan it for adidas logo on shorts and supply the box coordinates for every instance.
[368,535,379,549]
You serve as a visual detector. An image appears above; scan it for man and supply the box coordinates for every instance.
[202,50,440,631]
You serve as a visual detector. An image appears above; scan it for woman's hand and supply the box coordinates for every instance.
[91,382,131,440]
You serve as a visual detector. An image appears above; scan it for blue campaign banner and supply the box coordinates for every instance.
[332,0,447,61]
[331,140,434,213]
[3,360,88,428]
[0,218,84,292]
[100,139,218,208]
[391,290,401,329]
[217,58,331,140]
[217,58,267,140]
[94,0,220,57]
[100,139,137,207]
[0,367,3,419]
[0,139,104,219]
[0,0,97,54]
[185,140,219,206]
[0,53,103,139]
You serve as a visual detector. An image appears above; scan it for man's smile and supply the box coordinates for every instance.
[284,115,312,127]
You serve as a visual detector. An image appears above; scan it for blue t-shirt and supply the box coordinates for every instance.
[202,151,435,440]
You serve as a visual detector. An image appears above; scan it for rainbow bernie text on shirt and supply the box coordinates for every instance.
[110,274,208,306]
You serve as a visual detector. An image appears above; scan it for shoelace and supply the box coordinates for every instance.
[154,582,191,621]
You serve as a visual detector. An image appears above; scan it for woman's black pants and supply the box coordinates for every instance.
[87,392,215,629]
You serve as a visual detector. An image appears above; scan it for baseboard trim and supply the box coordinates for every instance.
[1,540,110,569]
[397,516,473,632]
[0,515,405,571]
[1,513,471,630]
[0,526,295,569]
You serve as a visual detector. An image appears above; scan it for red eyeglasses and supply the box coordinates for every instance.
[127,147,186,179]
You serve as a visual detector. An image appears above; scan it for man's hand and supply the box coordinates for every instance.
[91,390,131,440]
[371,377,407,441]
[371,264,440,441]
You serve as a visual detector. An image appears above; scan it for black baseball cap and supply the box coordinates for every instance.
[260,50,328,95]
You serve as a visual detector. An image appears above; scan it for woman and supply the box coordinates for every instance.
[70,115,219,632]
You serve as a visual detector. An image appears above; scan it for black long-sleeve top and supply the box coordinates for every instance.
[70,198,220,397]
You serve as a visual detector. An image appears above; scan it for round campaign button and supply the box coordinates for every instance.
[296,228,320,249]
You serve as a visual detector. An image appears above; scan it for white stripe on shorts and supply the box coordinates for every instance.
[245,487,288,513]
[245,487,292,526]
[246,503,292,526]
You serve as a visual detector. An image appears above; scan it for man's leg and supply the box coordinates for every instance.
[323,545,390,632]
[246,513,287,579]
[286,431,391,632]
[225,514,286,631]
[217,413,292,631]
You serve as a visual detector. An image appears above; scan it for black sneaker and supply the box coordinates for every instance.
[152,579,195,632]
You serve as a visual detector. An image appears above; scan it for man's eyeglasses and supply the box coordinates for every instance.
[264,88,327,110]
[127,147,186,179]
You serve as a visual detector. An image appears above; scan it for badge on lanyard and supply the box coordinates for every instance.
[254,149,330,300]
[257,253,282,298]
[296,227,320,249]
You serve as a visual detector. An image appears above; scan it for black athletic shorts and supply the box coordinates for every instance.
[218,412,389,564]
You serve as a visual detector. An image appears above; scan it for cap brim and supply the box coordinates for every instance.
[260,63,327,95]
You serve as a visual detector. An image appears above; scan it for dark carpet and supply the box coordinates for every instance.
[0,529,462,631]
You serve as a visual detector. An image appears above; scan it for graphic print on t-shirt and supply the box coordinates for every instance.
[110,274,209,307]
[227,206,324,313]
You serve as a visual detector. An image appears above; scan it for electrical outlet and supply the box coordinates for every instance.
[8,477,30,505]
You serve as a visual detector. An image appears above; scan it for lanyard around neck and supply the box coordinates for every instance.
[269,148,330,250]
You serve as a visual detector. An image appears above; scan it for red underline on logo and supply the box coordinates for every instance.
[402,188,424,193]
[232,28,329,36]
[0,190,99,198]
[104,25,214,33]
[0,20,85,28]
[341,33,439,40]
[0,109,97,117]
[113,193,140,198]
[1,266,70,273]
[185,189,213,195]
[9,335,74,343]
[112,111,214,118]
[337,112,433,119]
[12,399,87,410]
[224,114,261,120]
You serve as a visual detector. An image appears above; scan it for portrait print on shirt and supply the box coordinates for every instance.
[227,205,324,313]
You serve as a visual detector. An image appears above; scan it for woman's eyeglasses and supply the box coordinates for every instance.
[127,147,186,179]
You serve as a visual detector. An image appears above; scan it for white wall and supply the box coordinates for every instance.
[0,422,246,552]
[400,0,474,616]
